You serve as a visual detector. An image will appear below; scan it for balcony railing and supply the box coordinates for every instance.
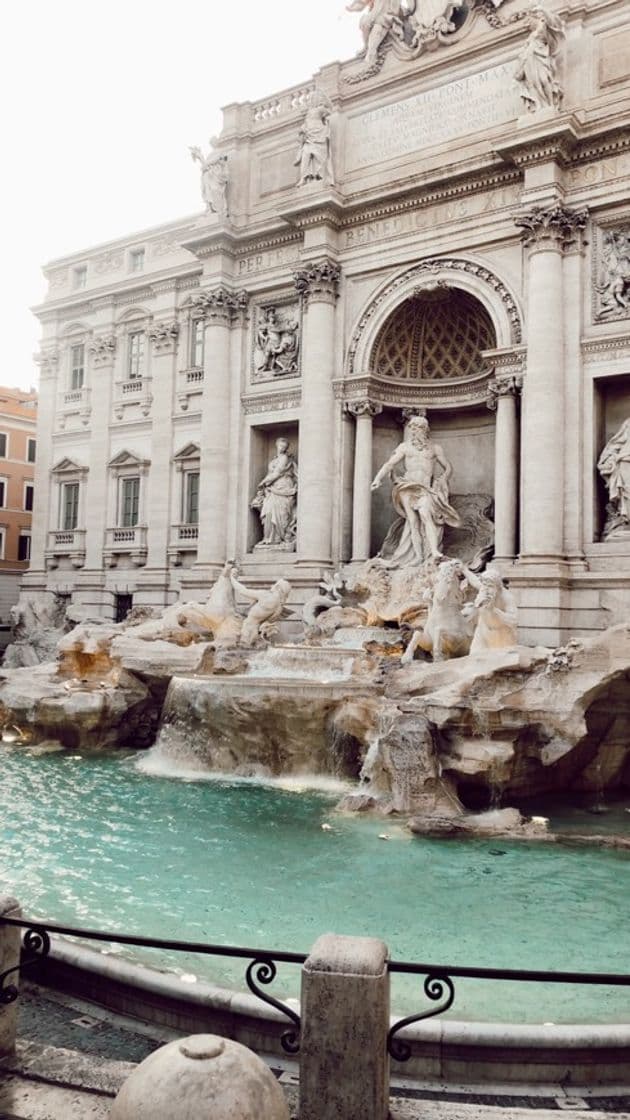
[104,525,148,567]
[45,530,86,569]
[114,377,152,419]
[177,368,204,411]
[167,523,199,565]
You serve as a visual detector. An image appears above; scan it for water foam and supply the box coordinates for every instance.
[135,749,351,794]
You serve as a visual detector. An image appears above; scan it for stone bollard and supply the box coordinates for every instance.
[299,933,390,1120]
[0,895,22,1058]
[110,1034,289,1120]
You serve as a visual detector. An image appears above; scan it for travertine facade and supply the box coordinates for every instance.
[27,0,630,643]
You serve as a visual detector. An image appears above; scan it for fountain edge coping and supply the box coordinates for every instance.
[33,937,630,1052]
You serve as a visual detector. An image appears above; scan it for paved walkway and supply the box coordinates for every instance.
[1,986,629,1119]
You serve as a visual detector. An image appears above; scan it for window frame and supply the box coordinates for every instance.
[183,470,200,525]
[70,342,85,390]
[73,265,88,290]
[61,481,80,532]
[190,317,205,368]
[0,433,8,459]
[127,330,145,380]
[27,438,36,464]
[24,482,34,512]
[119,475,141,528]
[0,478,7,509]
[17,533,31,562]
[129,248,145,273]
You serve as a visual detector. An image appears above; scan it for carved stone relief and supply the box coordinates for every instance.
[252,303,301,382]
[594,226,630,322]
[345,0,511,83]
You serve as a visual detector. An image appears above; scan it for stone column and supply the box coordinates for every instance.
[0,895,21,1058]
[194,288,247,572]
[515,205,588,560]
[30,348,60,573]
[294,259,340,565]
[347,401,382,562]
[146,315,179,574]
[487,377,521,561]
[300,933,390,1120]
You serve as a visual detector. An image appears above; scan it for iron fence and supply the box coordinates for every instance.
[2,915,630,1061]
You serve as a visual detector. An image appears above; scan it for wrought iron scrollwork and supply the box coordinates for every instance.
[245,957,301,1054]
[0,925,51,1005]
[387,972,455,1062]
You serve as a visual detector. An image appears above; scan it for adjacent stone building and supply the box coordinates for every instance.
[26,0,630,642]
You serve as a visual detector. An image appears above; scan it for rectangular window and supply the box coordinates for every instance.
[0,480,6,508]
[191,319,205,368]
[73,265,87,290]
[0,530,5,560]
[18,534,31,562]
[185,471,200,525]
[71,343,85,390]
[121,477,140,527]
[24,483,34,512]
[0,434,7,459]
[27,439,36,463]
[127,331,145,380]
[62,482,80,531]
[129,248,145,273]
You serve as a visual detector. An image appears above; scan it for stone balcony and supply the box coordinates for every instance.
[167,523,199,566]
[114,377,152,419]
[45,529,87,569]
[104,526,148,568]
[57,387,91,430]
[177,367,204,411]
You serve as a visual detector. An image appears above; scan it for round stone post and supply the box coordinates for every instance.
[300,933,390,1120]
[0,896,22,1058]
[515,205,587,560]
[194,289,247,571]
[294,259,340,565]
[348,401,382,562]
[488,377,521,560]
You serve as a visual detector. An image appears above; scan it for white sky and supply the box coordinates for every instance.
[1,1,360,390]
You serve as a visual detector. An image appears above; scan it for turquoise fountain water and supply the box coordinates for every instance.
[2,745,629,1024]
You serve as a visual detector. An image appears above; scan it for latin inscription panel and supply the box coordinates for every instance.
[345,63,520,171]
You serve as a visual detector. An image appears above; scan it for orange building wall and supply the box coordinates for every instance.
[0,388,38,578]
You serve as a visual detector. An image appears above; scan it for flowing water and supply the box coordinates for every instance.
[2,745,630,1024]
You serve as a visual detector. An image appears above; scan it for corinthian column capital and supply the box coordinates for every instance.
[294,258,341,304]
[515,204,588,251]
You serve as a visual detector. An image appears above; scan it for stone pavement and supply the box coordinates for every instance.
[1,986,630,1119]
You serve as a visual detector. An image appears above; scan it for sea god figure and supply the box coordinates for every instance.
[252,438,298,551]
[514,5,565,113]
[371,416,461,566]
[598,418,630,539]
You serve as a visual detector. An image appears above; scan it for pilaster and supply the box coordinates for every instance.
[84,333,117,571]
[30,348,60,573]
[145,314,180,576]
[346,400,382,563]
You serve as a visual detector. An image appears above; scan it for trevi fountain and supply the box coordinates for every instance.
[5,0,630,1031]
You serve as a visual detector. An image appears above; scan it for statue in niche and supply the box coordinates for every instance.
[230,573,293,646]
[597,230,630,319]
[598,419,630,539]
[189,145,229,220]
[514,5,565,113]
[253,307,300,377]
[251,438,298,551]
[371,415,461,566]
[295,91,334,187]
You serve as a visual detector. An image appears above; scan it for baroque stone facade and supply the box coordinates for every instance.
[27,0,630,644]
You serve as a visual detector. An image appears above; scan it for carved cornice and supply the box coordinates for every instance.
[148,319,180,353]
[293,258,341,304]
[486,375,523,411]
[334,373,492,410]
[88,334,117,367]
[344,400,383,419]
[581,336,630,363]
[241,389,301,415]
[495,123,580,171]
[515,204,589,250]
[189,287,249,326]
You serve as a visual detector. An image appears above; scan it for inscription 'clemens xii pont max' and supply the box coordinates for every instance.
[345,63,521,171]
